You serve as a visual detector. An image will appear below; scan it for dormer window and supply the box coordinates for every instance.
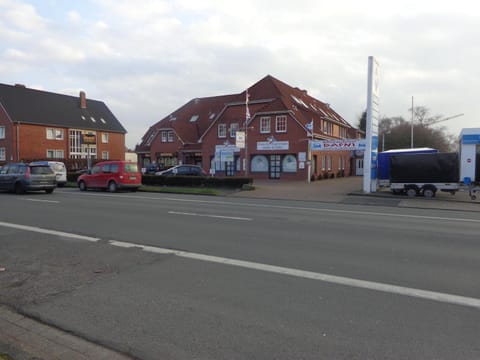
[291,94,307,108]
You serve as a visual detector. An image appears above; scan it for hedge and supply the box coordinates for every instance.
[141,175,252,188]
[68,172,252,189]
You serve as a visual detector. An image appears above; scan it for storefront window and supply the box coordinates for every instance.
[282,155,297,172]
[251,155,268,172]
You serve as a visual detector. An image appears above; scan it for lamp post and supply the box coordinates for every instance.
[306,120,313,183]
[244,89,251,176]
[410,96,414,148]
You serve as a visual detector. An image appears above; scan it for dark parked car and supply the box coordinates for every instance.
[0,162,56,194]
[145,163,162,174]
[155,165,207,176]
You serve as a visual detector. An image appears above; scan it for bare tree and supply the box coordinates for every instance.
[379,116,454,152]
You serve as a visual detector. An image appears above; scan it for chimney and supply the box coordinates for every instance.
[80,91,86,109]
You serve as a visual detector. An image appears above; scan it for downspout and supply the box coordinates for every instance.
[16,121,20,161]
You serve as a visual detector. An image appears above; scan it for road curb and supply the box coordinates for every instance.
[0,305,133,360]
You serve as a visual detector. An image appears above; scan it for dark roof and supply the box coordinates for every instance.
[0,83,126,133]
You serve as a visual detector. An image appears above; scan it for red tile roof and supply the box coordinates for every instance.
[136,75,353,151]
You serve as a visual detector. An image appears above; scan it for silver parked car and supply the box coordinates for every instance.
[0,162,56,194]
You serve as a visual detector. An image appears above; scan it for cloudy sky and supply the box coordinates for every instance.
[1,0,478,148]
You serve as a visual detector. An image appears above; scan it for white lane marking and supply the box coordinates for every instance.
[168,211,252,221]
[59,191,480,224]
[24,198,60,204]
[162,197,480,223]
[0,221,100,242]
[1,218,479,309]
[109,239,480,310]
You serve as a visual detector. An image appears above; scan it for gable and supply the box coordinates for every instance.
[137,75,355,152]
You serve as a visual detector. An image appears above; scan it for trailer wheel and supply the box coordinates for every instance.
[405,186,418,197]
[422,186,436,198]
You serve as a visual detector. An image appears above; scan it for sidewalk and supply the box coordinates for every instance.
[230,176,480,212]
[0,305,132,360]
[2,176,479,360]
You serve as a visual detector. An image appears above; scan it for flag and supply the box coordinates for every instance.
[245,89,251,121]
[306,120,313,131]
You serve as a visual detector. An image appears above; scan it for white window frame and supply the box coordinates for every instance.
[0,126,5,139]
[275,115,287,133]
[102,151,109,160]
[218,123,227,138]
[46,149,64,159]
[46,128,55,140]
[69,130,82,157]
[161,131,167,142]
[260,117,271,133]
[101,133,109,144]
[167,130,174,142]
[46,128,64,140]
[0,147,5,161]
[230,123,239,138]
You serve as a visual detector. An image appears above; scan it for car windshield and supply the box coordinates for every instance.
[30,166,53,175]
[52,163,65,172]
[124,163,138,173]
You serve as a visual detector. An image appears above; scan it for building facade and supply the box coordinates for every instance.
[136,75,362,180]
[0,83,127,169]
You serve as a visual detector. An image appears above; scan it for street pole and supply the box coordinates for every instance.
[410,96,414,148]
[244,127,248,177]
[244,90,250,177]
[307,121,313,183]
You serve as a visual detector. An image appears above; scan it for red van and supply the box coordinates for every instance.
[77,161,142,192]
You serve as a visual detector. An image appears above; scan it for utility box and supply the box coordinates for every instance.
[459,128,480,182]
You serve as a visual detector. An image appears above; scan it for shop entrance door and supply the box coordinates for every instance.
[269,155,281,179]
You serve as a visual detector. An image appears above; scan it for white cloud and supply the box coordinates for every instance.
[1,0,479,148]
[68,10,81,23]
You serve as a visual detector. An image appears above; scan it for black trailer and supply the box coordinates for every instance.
[389,152,460,197]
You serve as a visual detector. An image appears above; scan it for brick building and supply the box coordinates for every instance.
[0,83,126,169]
[136,75,362,180]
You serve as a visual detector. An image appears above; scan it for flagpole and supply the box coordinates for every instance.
[307,120,313,183]
[244,90,250,177]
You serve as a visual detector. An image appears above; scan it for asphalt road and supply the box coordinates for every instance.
[1,188,480,359]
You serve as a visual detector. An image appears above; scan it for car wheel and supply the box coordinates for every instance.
[108,181,117,193]
[15,182,25,195]
[45,189,54,194]
[78,181,87,191]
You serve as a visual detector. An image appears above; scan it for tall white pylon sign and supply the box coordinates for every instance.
[363,56,380,193]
